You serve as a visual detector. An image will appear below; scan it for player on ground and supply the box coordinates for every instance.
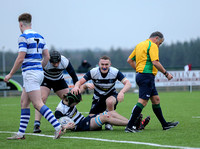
[71,55,132,130]
[33,50,78,133]
[55,90,150,132]
[4,13,63,139]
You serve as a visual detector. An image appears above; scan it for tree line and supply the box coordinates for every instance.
[0,38,200,74]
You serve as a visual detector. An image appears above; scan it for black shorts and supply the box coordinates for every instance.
[136,73,158,100]
[89,91,118,114]
[75,115,98,131]
[41,78,68,92]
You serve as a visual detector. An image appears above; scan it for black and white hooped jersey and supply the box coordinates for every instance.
[43,55,76,81]
[55,101,85,125]
[83,67,125,99]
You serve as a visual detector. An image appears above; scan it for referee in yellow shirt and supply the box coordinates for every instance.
[126,31,179,132]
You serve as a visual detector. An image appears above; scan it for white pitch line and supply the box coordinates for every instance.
[192,116,200,118]
[1,131,199,149]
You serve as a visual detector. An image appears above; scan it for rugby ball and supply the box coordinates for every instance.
[59,116,74,127]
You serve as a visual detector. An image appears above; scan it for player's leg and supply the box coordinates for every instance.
[151,95,179,130]
[105,96,117,111]
[90,112,128,130]
[30,71,63,139]
[7,89,31,140]
[107,110,128,121]
[29,90,63,139]
[126,73,152,132]
[34,86,51,133]
[105,95,117,130]
[56,88,69,99]
[151,95,167,126]
[54,79,69,99]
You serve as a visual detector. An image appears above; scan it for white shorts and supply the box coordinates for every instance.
[22,70,44,92]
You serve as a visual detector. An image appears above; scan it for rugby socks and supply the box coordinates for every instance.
[127,102,144,128]
[34,120,40,126]
[40,105,61,131]
[152,104,167,126]
[18,109,30,136]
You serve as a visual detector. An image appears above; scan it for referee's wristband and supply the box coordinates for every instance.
[163,71,169,77]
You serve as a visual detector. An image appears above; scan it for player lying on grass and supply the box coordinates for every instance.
[54,91,150,132]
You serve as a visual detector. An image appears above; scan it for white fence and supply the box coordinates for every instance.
[64,70,200,92]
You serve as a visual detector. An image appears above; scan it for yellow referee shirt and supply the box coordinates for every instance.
[128,39,159,75]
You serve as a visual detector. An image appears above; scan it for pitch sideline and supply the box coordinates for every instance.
[1,131,199,149]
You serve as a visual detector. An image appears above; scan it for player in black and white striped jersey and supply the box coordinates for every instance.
[33,50,78,133]
[71,55,132,130]
[55,92,129,132]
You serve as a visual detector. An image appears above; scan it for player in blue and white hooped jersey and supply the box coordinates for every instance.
[71,55,132,130]
[33,50,78,133]
[4,13,63,140]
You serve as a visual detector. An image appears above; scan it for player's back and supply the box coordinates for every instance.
[19,29,47,72]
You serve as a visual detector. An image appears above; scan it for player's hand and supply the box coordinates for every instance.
[117,92,124,102]
[71,87,80,95]
[66,122,75,129]
[85,83,95,90]
[166,73,173,80]
[4,74,12,83]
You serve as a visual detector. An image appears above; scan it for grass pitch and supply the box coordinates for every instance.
[0,91,200,149]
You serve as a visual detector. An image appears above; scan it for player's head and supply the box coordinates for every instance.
[50,50,61,67]
[63,93,82,107]
[149,31,164,47]
[99,55,111,74]
[18,13,32,33]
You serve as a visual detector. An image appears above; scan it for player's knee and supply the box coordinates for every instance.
[41,96,48,103]
[106,99,115,107]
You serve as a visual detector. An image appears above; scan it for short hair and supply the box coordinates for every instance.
[18,13,32,24]
[149,31,164,39]
[100,55,110,61]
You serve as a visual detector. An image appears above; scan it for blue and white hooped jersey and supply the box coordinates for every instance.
[55,101,85,125]
[83,67,125,99]
[18,29,48,72]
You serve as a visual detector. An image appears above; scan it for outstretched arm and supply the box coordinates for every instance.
[80,83,94,93]
[71,78,87,95]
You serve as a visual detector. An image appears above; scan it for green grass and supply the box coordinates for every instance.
[0,91,200,149]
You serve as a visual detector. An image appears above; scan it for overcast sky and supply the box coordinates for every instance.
[1,0,200,52]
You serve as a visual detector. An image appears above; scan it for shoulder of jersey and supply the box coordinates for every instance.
[109,67,119,72]
[61,55,69,66]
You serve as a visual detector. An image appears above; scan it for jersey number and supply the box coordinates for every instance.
[34,38,40,52]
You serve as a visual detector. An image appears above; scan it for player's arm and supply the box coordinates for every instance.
[55,111,75,130]
[152,60,173,80]
[116,72,131,102]
[41,49,50,68]
[117,78,131,102]
[4,52,26,82]
[71,77,87,95]
[72,71,91,94]
[66,61,78,84]
[127,49,136,70]
[150,45,172,80]
[80,83,94,93]
[120,78,131,94]
[127,58,136,70]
